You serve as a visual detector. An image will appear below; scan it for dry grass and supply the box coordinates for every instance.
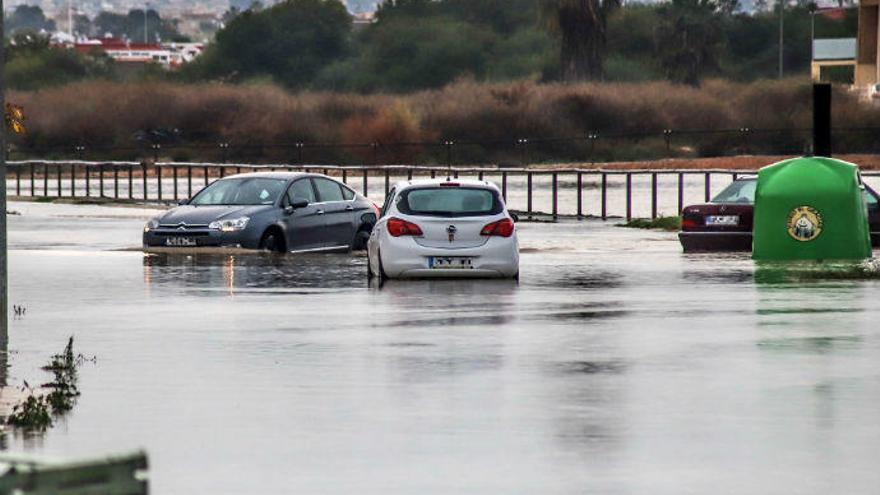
[9,78,880,163]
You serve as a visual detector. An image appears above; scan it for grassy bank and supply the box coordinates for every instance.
[9,78,880,164]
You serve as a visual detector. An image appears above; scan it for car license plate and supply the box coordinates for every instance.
[166,237,197,247]
[705,215,739,226]
[429,257,474,270]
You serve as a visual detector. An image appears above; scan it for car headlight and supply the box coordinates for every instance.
[209,217,250,232]
[143,218,160,233]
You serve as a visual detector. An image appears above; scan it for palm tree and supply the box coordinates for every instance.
[541,0,621,81]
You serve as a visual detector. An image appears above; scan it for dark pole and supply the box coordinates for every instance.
[0,0,8,345]
[813,83,832,157]
[778,0,785,79]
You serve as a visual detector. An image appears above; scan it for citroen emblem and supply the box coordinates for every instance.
[177,222,187,231]
[446,225,457,242]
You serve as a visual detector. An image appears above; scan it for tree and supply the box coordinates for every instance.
[93,9,186,42]
[5,33,115,90]
[540,0,621,82]
[5,5,56,36]
[183,0,351,88]
[655,0,724,86]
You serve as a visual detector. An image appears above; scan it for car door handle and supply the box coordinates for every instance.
[316,209,325,215]
[345,205,354,211]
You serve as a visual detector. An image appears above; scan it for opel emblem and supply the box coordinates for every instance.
[446,225,457,242]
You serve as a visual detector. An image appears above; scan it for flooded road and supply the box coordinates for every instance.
[5,201,880,494]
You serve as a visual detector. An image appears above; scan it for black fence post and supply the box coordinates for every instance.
[601,173,607,220]
[29,163,35,197]
[98,164,104,197]
[203,166,209,186]
[142,163,148,201]
[552,172,558,219]
[384,168,390,196]
[527,172,533,215]
[625,173,632,222]
[157,164,162,201]
[677,172,684,214]
[362,169,368,196]
[43,164,48,196]
[651,172,658,219]
[128,166,133,200]
[704,172,711,202]
[501,172,507,202]
[85,165,90,197]
[71,164,76,198]
[577,172,583,218]
[187,166,193,198]
[56,164,62,196]
[15,165,20,196]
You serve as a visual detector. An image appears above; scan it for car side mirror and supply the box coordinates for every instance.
[291,198,309,209]
[177,198,189,206]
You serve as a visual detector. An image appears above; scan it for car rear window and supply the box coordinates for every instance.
[397,187,502,217]
[712,179,756,203]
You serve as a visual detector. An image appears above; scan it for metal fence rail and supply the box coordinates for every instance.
[7,160,880,220]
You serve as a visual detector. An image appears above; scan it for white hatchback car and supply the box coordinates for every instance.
[367,178,519,279]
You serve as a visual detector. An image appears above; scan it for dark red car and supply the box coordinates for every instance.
[679,177,880,252]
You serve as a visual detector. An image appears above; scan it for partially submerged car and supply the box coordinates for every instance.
[143,172,378,253]
[679,176,880,252]
[367,178,519,279]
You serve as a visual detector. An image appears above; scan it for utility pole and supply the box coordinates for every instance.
[778,0,785,79]
[1,0,9,347]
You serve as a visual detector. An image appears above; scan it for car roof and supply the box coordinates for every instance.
[219,171,314,181]
[392,178,501,192]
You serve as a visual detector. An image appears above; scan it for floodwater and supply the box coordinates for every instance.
[4,201,880,494]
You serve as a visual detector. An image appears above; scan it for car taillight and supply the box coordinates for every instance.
[387,217,423,237]
[480,218,515,237]
[681,217,699,229]
[439,182,460,187]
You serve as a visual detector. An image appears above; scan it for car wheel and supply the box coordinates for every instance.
[260,230,285,253]
[351,227,372,251]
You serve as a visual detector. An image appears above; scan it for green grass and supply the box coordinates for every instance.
[617,216,681,231]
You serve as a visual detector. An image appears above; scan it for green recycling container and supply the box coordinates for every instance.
[752,157,871,261]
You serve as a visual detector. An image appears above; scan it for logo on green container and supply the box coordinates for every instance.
[787,206,823,242]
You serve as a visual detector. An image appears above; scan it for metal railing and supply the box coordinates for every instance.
[9,160,880,220]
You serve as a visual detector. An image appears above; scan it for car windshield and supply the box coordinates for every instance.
[712,179,756,203]
[191,178,286,206]
[398,187,502,217]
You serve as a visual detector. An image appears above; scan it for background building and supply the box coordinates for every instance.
[856,0,879,87]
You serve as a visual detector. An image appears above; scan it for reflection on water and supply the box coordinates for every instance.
[143,252,368,292]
